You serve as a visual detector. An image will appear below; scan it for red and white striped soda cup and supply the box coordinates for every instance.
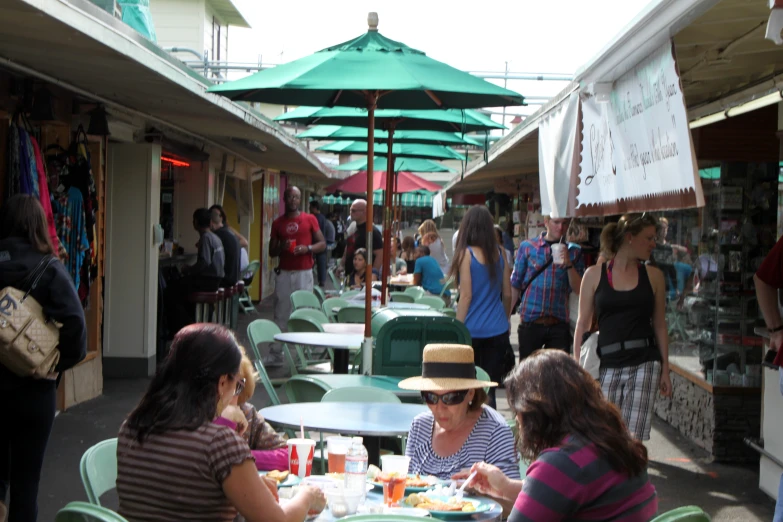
[287,438,315,478]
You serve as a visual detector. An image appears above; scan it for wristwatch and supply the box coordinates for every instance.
[769,325,783,334]
[307,245,312,253]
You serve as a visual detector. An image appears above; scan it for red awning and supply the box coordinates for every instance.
[325,170,441,194]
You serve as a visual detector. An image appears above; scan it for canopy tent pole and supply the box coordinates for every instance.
[363,92,378,374]
[380,124,397,305]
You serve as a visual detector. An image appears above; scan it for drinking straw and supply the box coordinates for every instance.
[300,416,305,439]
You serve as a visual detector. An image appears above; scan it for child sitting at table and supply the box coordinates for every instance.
[219,348,289,471]
[413,245,450,303]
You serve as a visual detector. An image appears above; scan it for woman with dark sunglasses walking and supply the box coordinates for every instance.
[397,344,519,481]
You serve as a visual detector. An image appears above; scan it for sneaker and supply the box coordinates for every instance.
[262,352,285,368]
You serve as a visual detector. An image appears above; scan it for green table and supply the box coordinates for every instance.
[304,374,420,400]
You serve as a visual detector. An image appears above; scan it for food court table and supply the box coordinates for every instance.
[274,332,363,374]
[334,302,431,314]
[260,402,427,466]
[303,374,420,400]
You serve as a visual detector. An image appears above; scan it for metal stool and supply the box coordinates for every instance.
[230,282,243,330]
[188,291,221,323]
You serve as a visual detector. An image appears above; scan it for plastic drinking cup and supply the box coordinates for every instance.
[288,239,297,253]
[380,455,411,476]
[326,436,352,473]
[551,243,566,265]
[287,438,315,478]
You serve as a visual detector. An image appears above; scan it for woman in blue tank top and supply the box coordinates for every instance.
[450,206,513,408]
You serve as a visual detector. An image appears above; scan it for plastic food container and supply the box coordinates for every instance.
[324,486,364,517]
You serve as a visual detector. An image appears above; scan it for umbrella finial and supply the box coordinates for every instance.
[368,12,379,31]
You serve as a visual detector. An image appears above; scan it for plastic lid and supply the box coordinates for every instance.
[352,437,363,444]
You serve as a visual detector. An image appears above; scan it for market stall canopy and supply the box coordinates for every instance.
[207,21,524,109]
[333,156,455,173]
[316,141,466,161]
[276,106,505,133]
[318,191,444,208]
[297,126,484,147]
[326,170,441,194]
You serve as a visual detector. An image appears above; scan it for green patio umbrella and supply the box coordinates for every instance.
[207,12,524,346]
[277,106,505,132]
[297,125,484,147]
[333,156,455,173]
[317,141,466,161]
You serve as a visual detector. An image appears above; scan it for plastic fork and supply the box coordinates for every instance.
[455,471,478,500]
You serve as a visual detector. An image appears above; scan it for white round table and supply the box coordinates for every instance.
[274,332,363,374]
[322,323,365,334]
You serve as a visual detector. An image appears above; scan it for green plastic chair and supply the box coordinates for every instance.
[650,507,711,522]
[337,304,366,324]
[239,260,260,314]
[286,317,333,373]
[327,267,342,292]
[322,386,402,404]
[290,308,330,326]
[79,438,118,506]
[341,289,361,300]
[441,308,457,318]
[390,292,414,303]
[290,290,322,311]
[439,276,455,298]
[416,295,446,310]
[55,501,128,522]
[404,286,425,300]
[246,319,285,403]
[285,375,331,403]
[322,297,349,322]
[475,366,491,394]
[313,286,326,305]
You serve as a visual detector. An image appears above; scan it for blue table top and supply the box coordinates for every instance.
[260,402,428,437]
[303,374,420,398]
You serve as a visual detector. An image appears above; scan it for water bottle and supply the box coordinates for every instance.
[344,437,368,501]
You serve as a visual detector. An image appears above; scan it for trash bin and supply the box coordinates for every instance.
[371,309,471,377]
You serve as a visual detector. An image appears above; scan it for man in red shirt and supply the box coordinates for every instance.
[270,186,326,333]
[754,234,783,522]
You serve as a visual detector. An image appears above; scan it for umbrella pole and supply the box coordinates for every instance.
[363,93,378,371]
[394,171,400,237]
[380,126,396,306]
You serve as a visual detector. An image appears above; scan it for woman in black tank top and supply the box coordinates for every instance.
[573,213,671,441]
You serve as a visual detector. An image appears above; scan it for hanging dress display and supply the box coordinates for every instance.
[52,186,90,291]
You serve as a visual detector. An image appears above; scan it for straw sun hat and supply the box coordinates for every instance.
[398,344,497,391]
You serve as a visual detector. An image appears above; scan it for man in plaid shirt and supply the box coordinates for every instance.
[511,216,584,360]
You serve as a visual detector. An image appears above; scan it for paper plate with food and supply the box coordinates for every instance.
[369,473,444,493]
[402,493,492,518]
[259,470,301,488]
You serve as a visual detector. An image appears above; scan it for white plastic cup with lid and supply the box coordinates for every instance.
[380,455,411,476]
[551,242,567,265]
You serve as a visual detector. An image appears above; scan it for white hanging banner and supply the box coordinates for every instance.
[538,91,581,218]
[576,41,704,216]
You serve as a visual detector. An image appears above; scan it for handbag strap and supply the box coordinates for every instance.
[519,257,553,298]
[19,256,55,302]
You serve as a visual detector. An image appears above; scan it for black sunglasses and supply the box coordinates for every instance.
[234,377,246,397]
[421,390,469,406]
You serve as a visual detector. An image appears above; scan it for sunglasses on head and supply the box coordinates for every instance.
[421,390,469,406]
[234,377,246,397]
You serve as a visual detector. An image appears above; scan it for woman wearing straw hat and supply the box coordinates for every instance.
[399,344,519,481]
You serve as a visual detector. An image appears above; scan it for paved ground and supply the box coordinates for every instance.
[33,238,777,520]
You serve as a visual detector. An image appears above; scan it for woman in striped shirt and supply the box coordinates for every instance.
[398,344,519,481]
[116,324,325,522]
[458,350,658,521]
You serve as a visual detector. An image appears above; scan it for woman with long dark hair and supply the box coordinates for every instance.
[0,194,87,521]
[457,350,657,521]
[347,248,379,289]
[117,324,324,522]
[574,213,671,441]
[450,206,512,409]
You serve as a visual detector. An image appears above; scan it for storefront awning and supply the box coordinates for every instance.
[0,0,332,179]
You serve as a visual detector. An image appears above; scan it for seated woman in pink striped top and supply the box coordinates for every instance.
[456,350,658,522]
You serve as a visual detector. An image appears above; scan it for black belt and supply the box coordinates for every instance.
[600,338,655,355]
